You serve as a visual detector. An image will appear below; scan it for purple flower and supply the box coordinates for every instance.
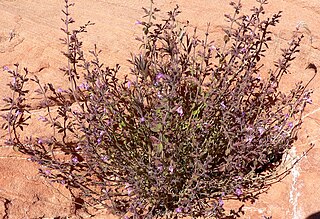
[234,175,243,181]
[44,170,51,175]
[240,47,247,53]
[135,20,142,25]
[157,163,163,172]
[125,183,134,195]
[258,127,265,135]
[78,83,89,90]
[220,102,226,109]
[38,139,43,144]
[38,115,48,122]
[101,156,108,162]
[75,145,81,151]
[127,80,132,89]
[140,117,145,123]
[57,88,65,93]
[127,187,133,195]
[27,156,36,162]
[103,188,109,194]
[306,98,312,104]
[175,207,183,213]
[97,138,102,144]
[169,165,174,174]
[3,66,9,71]
[157,91,163,99]
[235,188,243,196]
[72,157,78,164]
[209,45,216,51]
[288,122,293,129]
[15,110,22,117]
[274,125,280,130]
[218,197,224,207]
[176,106,183,116]
[245,135,253,143]
[156,73,165,81]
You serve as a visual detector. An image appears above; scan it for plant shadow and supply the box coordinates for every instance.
[306,211,320,219]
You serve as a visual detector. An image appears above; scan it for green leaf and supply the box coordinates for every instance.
[120,120,126,128]
[151,123,162,132]
[157,143,163,153]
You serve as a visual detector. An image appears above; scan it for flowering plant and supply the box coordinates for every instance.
[1,0,314,218]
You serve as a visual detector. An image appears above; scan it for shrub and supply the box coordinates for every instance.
[1,0,315,218]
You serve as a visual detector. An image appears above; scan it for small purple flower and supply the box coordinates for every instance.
[75,145,81,151]
[258,127,265,135]
[245,135,253,143]
[246,125,253,133]
[135,20,142,25]
[169,165,174,174]
[15,110,22,117]
[38,115,48,122]
[125,183,134,195]
[38,116,48,122]
[156,73,165,81]
[306,98,312,104]
[57,88,65,93]
[101,155,108,162]
[220,102,226,109]
[235,188,243,196]
[38,139,43,144]
[209,45,216,52]
[176,106,183,116]
[103,188,109,194]
[44,170,51,175]
[27,156,36,162]
[78,82,89,90]
[97,138,102,144]
[127,80,132,89]
[140,117,145,123]
[240,47,247,53]
[3,66,9,71]
[127,187,133,195]
[157,91,163,99]
[234,175,243,181]
[157,163,163,172]
[175,207,183,213]
[72,156,78,164]
[274,125,280,130]
[218,197,224,207]
[288,122,293,129]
